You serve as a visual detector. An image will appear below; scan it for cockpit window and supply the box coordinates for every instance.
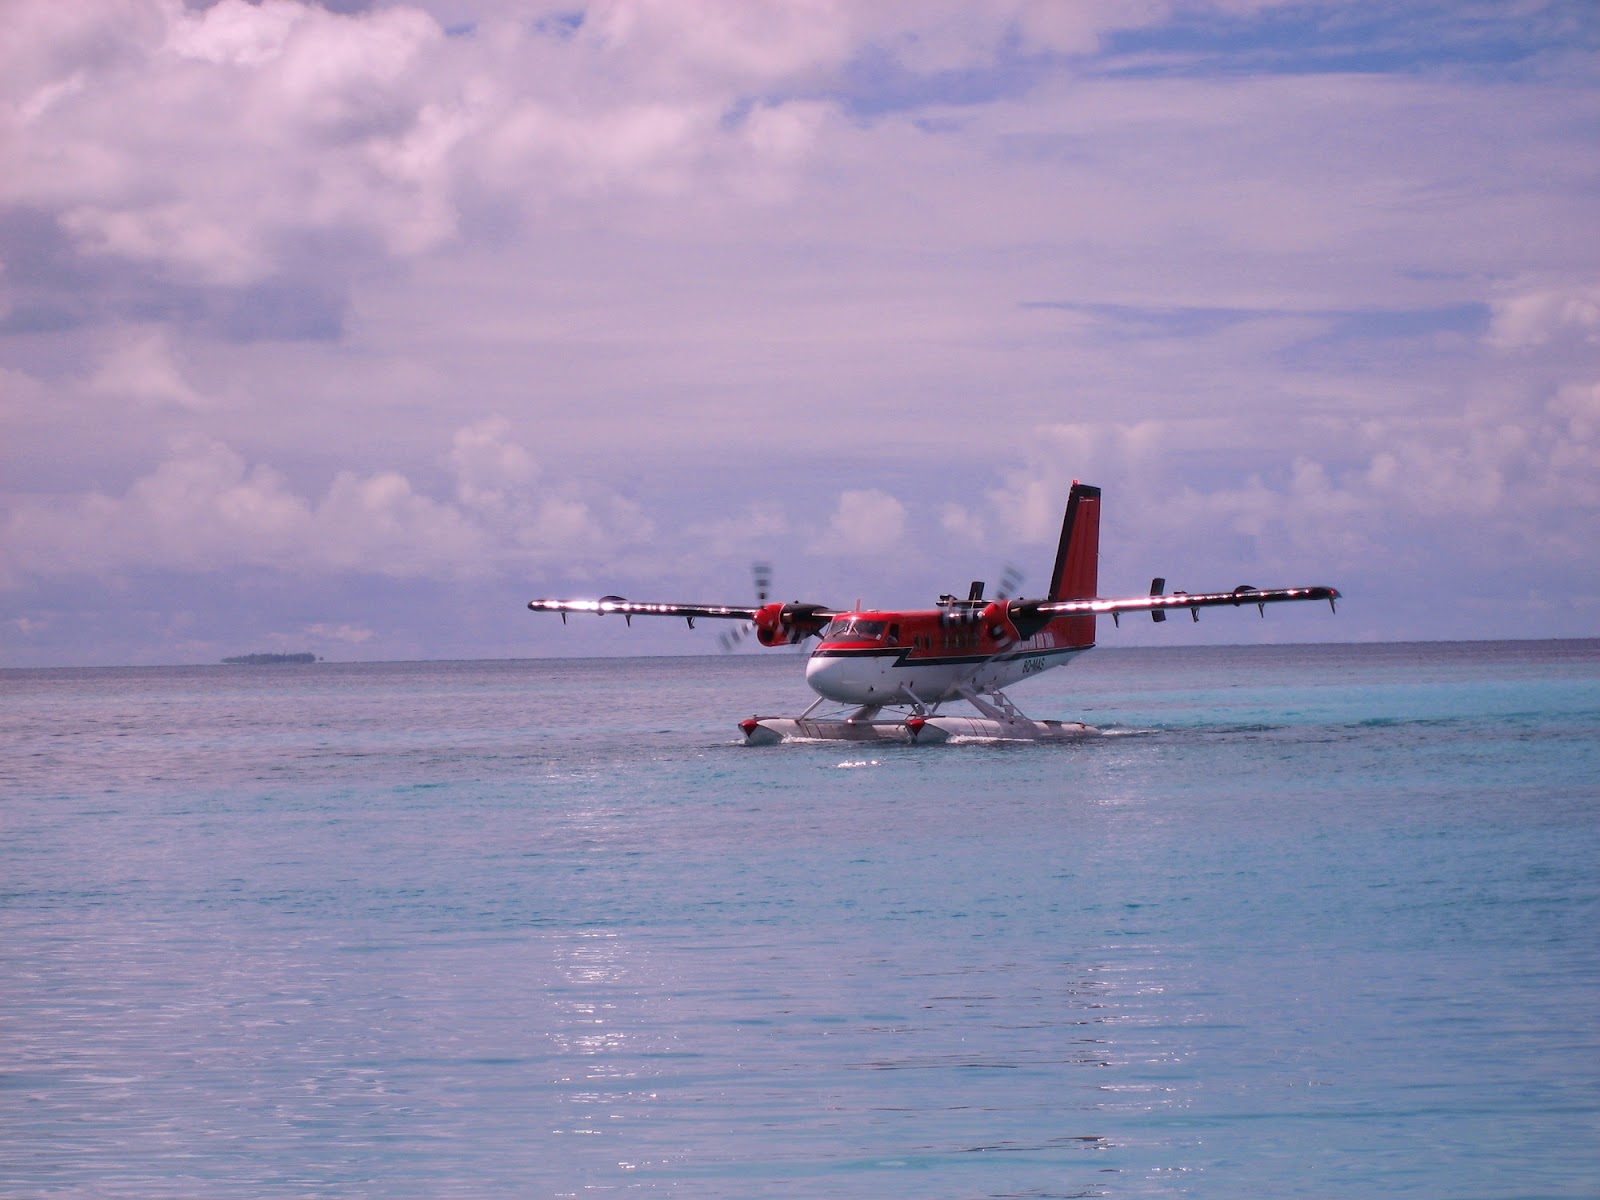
[821,618,887,641]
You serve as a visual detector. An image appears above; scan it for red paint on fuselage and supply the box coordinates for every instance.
[803,607,1094,704]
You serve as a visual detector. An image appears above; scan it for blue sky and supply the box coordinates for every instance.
[3,0,1598,666]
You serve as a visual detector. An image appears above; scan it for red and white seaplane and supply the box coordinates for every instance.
[528,483,1340,744]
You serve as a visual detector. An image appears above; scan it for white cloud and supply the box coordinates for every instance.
[304,621,375,644]
[87,326,210,410]
[941,376,1600,588]
[0,424,652,585]
[0,0,1283,290]
[1487,283,1600,350]
[685,501,790,557]
[811,488,907,555]
[3,2,1599,658]
[312,467,486,573]
[4,0,455,283]
[939,501,988,547]
[58,203,273,287]
[1,0,863,285]
[450,415,538,508]
[1549,380,1600,448]
[165,0,304,69]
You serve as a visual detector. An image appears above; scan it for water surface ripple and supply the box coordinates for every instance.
[3,642,1598,1197]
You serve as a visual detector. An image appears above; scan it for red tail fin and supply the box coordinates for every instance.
[1048,482,1100,601]
[1045,482,1100,649]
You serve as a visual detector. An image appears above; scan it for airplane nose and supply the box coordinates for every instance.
[805,652,867,703]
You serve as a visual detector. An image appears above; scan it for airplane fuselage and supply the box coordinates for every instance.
[803,608,1091,705]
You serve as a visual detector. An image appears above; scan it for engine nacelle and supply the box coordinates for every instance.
[754,602,830,646]
[754,603,786,645]
[1003,598,1051,642]
[981,600,1018,643]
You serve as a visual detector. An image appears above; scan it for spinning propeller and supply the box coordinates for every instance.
[718,562,772,652]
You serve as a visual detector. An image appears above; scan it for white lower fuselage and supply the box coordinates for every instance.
[804,643,1086,706]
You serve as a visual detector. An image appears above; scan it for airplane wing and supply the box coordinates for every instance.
[528,597,762,622]
[1019,583,1340,624]
[527,596,840,641]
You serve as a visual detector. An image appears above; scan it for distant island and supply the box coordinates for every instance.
[221,652,319,665]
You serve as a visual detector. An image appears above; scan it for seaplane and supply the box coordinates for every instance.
[527,483,1340,744]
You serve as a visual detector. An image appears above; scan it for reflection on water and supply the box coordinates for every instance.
[533,919,1155,1188]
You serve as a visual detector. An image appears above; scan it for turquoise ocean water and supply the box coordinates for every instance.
[3,641,1598,1197]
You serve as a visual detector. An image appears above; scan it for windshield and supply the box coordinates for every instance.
[820,618,887,641]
